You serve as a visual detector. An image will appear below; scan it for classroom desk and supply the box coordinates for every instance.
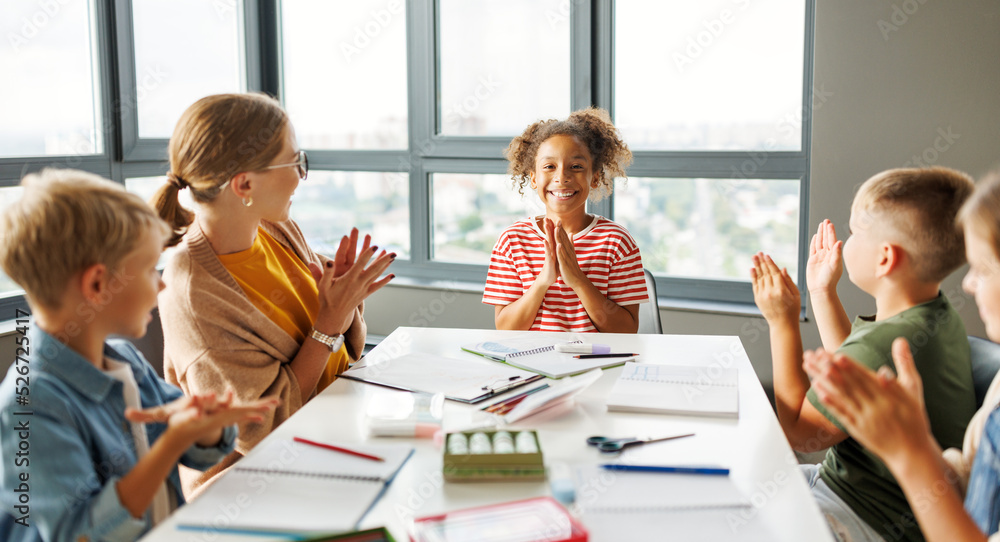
[144,328,834,542]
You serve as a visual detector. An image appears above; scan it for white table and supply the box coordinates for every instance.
[145,328,833,541]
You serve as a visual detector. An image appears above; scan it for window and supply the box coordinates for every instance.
[0,187,25,296]
[614,177,801,281]
[431,173,543,263]
[281,0,407,149]
[437,0,570,136]
[0,0,102,157]
[289,171,411,258]
[615,1,806,151]
[131,0,246,139]
[0,0,815,310]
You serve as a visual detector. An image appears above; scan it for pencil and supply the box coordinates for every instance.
[293,436,385,462]
[573,353,639,359]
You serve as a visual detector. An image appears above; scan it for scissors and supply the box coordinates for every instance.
[586,433,695,453]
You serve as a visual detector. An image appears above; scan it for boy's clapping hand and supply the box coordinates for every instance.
[806,219,844,294]
[125,391,281,448]
[751,252,801,324]
[803,339,936,468]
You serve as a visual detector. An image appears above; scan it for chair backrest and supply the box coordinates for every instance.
[969,335,1000,408]
[637,269,662,334]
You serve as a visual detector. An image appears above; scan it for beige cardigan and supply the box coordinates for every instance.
[159,219,366,495]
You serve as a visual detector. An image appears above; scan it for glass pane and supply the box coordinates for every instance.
[0,186,25,295]
[615,1,806,151]
[289,171,410,258]
[282,0,407,149]
[432,173,545,264]
[0,1,101,157]
[126,176,194,267]
[614,178,800,281]
[439,0,570,136]
[133,0,245,138]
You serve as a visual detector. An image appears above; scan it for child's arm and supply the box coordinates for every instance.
[807,340,986,542]
[116,392,279,518]
[752,253,846,451]
[806,220,852,351]
[494,220,560,330]
[552,223,639,333]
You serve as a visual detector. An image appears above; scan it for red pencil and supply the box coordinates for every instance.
[293,436,385,462]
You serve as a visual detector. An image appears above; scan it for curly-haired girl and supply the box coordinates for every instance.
[483,108,649,332]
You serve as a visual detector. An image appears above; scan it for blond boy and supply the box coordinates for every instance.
[752,167,977,542]
[0,169,276,541]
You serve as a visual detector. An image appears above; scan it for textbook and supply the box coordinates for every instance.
[173,439,413,535]
[606,364,739,418]
[462,338,634,378]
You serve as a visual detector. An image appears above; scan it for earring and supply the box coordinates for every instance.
[242,197,253,207]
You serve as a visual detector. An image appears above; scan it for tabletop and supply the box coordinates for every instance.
[144,327,833,542]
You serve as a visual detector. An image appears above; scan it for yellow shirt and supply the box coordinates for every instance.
[217,227,348,393]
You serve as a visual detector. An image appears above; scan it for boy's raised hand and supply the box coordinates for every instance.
[804,339,933,468]
[751,252,801,324]
[806,219,844,294]
[125,391,281,448]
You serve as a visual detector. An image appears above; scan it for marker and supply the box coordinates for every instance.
[599,464,729,475]
[555,343,611,354]
[573,353,639,359]
[293,436,385,462]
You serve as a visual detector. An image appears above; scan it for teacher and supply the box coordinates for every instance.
[151,93,395,494]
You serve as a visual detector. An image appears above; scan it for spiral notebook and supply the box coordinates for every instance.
[573,465,773,541]
[461,340,633,378]
[606,364,739,418]
[174,439,413,535]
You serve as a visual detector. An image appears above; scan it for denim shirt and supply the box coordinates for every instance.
[967,406,1000,537]
[0,326,237,542]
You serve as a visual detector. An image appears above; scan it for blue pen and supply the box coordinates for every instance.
[600,464,730,476]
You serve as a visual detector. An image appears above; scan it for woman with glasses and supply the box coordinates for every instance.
[151,93,395,495]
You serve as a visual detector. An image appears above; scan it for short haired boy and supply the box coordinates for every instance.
[752,167,977,542]
[0,170,277,541]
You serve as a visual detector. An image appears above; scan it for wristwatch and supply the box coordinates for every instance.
[309,328,345,352]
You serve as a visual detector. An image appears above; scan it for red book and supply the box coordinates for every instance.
[410,497,588,542]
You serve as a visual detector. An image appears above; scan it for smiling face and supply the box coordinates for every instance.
[963,222,1000,342]
[253,126,302,222]
[529,134,598,222]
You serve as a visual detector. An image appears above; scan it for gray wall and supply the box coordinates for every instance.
[3,1,999,394]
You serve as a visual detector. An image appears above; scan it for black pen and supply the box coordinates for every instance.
[573,353,639,359]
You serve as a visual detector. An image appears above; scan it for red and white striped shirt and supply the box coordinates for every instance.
[483,216,649,332]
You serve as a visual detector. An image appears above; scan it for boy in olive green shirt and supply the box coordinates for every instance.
[752,167,977,542]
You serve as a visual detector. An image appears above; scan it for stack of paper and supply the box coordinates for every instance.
[606,364,739,418]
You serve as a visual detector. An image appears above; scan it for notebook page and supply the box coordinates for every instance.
[606,364,739,417]
[344,352,537,402]
[237,439,414,481]
[174,467,385,532]
[574,465,749,510]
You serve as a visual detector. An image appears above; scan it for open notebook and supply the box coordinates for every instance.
[462,340,634,378]
[573,465,773,541]
[173,439,413,535]
[341,352,543,403]
[606,364,739,418]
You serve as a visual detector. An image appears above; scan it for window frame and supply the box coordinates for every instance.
[0,0,815,315]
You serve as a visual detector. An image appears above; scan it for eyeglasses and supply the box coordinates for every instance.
[263,150,309,180]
